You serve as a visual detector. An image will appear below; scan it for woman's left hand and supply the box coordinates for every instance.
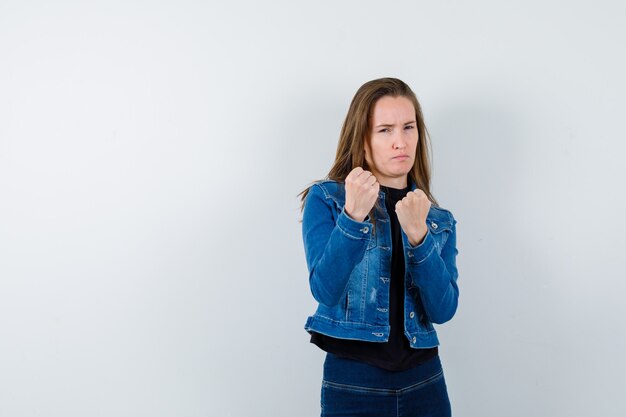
[395,189,431,247]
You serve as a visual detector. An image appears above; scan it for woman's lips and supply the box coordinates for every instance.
[392,155,410,161]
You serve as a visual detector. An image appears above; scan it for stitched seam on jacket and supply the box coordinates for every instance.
[312,314,387,328]
[410,242,436,265]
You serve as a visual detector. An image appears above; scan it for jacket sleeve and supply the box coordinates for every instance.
[302,184,373,307]
[405,216,459,324]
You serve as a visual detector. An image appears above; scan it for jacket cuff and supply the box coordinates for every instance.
[336,208,373,240]
[405,230,436,264]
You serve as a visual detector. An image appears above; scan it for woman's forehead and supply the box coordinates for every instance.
[371,96,416,124]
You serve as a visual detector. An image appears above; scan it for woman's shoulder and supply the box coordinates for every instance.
[302,180,346,218]
[429,204,457,225]
[308,180,345,201]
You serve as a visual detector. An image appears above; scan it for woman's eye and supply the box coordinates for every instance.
[379,128,390,133]
[404,125,415,130]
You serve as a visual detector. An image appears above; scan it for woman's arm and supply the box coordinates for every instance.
[405,218,459,324]
[302,184,373,307]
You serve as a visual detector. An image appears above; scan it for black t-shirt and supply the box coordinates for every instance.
[310,184,437,371]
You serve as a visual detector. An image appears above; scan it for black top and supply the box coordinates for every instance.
[310,184,437,371]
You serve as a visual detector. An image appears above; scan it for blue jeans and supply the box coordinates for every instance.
[321,353,452,417]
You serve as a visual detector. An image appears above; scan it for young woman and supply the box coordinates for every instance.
[300,78,459,417]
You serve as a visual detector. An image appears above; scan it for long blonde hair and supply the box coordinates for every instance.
[299,77,438,211]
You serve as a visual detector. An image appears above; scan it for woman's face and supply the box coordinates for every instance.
[364,95,418,188]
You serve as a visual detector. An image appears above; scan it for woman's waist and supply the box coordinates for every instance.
[322,352,443,390]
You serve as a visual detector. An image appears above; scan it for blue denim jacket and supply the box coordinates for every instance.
[302,180,459,348]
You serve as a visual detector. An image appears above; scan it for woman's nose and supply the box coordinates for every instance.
[393,134,407,150]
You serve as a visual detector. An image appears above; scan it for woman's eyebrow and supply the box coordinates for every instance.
[375,120,416,128]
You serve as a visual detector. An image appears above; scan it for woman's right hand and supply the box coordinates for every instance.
[344,167,380,222]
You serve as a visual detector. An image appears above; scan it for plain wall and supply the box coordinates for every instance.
[1,1,625,416]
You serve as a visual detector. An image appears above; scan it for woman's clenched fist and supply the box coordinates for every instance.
[344,167,380,222]
[395,189,431,246]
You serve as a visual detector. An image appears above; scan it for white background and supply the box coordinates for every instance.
[1,1,625,416]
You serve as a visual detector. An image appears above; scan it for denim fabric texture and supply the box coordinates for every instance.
[321,353,451,417]
[303,180,459,348]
